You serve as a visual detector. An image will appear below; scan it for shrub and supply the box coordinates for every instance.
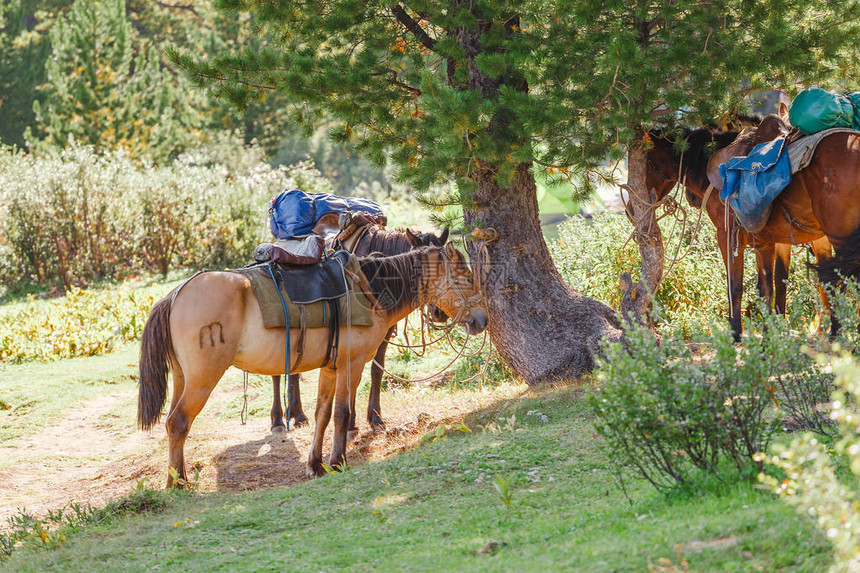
[590,311,834,491]
[0,135,332,292]
[0,282,165,362]
[762,352,860,573]
[551,211,823,335]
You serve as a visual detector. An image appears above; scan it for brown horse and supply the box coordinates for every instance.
[138,245,487,485]
[271,226,450,435]
[645,118,834,336]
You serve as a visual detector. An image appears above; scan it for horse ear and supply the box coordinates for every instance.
[439,227,450,244]
[405,228,419,246]
[778,91,791,122]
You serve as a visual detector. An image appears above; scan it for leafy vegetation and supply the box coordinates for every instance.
[551,211,823,336]
[1,482,175,560]
[591,311,836,491]
[0,138,333,292]
[761,351,860,572]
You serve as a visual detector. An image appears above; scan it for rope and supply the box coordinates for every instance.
[385,308,455,350]
[371,330,488,385]
[618,147,717,285]
[660,182,715,283]
[240,371,249,425]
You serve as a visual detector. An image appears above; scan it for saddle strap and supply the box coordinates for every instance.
[321,300,341,369]
[294,305,308,372]
[265,262,292,430]
[778,203,820,237]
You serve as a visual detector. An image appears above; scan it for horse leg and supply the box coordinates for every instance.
[330,360,366,471]
[773,243,791,315]
[718,227,746,340]
[367,330,393,431]
[165,372,223,488]
[755,244,776,311]
[307,367,337,477]
[810,237,836,335]
[166,359,185,418]
[270,376,286,434]
[288,374,309,427]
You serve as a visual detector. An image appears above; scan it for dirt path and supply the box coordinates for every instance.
[0,374,524,529]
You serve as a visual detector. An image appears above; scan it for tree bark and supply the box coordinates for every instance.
[464,164,623,384]
[620,145,664,324]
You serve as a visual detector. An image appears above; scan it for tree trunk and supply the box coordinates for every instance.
[464,164,623,384]
[620,146,664,323]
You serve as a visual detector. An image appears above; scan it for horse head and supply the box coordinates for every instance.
[404,227,451,323]
[432,243,488,335]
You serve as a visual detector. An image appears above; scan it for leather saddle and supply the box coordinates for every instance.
[253,235,324,265]
[270,250,352,304]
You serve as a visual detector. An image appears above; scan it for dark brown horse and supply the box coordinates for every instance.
[139,245,487,485]
[645,117,834,336]
[270,226,450,435]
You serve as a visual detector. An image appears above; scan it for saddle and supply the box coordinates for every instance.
[233,251,374,371]
[271,250,353,304]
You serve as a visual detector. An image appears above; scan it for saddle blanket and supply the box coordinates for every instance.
[719,128,860,233]
[232,256,375,329]
[787,127,860,173]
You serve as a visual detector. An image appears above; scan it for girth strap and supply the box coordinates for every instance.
[265,262,292,430]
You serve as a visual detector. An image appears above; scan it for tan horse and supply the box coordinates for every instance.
[138,245,487,486]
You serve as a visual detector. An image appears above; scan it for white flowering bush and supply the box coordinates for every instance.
[762,352,860,572]
[0,135,332,291]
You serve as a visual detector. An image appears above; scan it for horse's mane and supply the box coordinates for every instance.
[357,248,434,319]
[352,226,416,257]
[649,115,762,182]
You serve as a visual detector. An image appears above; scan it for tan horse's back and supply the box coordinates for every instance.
[169,271,388,379]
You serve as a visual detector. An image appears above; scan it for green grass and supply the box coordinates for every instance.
[0,343,140,445]
[0,386,831,572]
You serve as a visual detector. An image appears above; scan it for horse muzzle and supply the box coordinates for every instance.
[461,308,489,335]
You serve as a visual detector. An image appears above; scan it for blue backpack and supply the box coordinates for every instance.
[268,189,384,240]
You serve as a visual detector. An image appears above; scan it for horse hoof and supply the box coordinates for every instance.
[347,430,359,442]
[307,460,326,478]
[369,418,385,432]
[292,415,309,428]
[271,425,286,435]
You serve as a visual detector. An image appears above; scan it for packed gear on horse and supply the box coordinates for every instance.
[788,88,860,135]
[718,107,860,233]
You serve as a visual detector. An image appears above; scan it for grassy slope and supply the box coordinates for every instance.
[0,343,140,444]
[1,386,830,572]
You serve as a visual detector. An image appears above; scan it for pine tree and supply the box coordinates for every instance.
[173,0,860,382]
[0,0,69,148]
[30,0,202,162]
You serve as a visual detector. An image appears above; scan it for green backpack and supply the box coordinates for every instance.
[788,88,858,134]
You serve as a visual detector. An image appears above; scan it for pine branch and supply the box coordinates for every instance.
[390,4,435,51]
[155,1,200,17]
[371,69,421,95]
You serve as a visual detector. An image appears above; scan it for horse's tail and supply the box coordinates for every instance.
[138,296,175,430]
[812,226,860,286]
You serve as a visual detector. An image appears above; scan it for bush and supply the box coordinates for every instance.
[550,211,823,336]
[0,134,332,292]
[0,281,168,362]
[590,310,834,491]
[762,352,860,573]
